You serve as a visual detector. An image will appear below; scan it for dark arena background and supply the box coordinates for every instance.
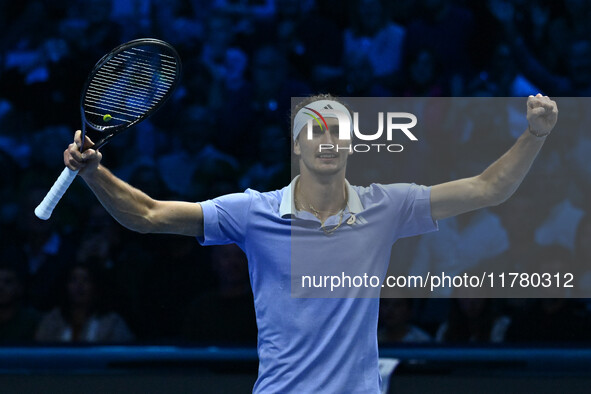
[1,0,591,393]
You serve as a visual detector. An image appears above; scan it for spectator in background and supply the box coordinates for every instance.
[342,52,392,96]
[159,137,240,200]
[239,123,290,192]
[0,151,21,227]
[564,101,591,213]
[247,45,310,119]
[409,149,510,297]
[313,0,404,93]
[182,244,257,344]
[506,297,591,343]
[481,194,543,274]
[384,0,416,26]
[149,0,205,47]
[506,246,591,342]
[108,0,153,41]
[574,215,591,296]
[251,0,343,86]
[343,0,405,80]
[561,0,591,38]
[436,294,510,343]
[378,298,431,344]
[74,205,125,270]
[200,11,248,95]
[62,0,122,58]
[310,0,405,92]
[489,0,591,96]
[35,262,133,342]
[178,59,221,115]
[212,0,276,21]
[404,0,475,80]
[21,187,72,311]
[0,245,40,342]
[457,43,540,97]
[219,45,310,159]
[400,48,446,96]
[128,162,174,201]
[409,204,509,304]
[527,147,584,252]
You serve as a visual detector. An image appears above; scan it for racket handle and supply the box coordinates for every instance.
[34,167,79,220]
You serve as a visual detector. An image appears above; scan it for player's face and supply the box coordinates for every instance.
[294,118,351,176]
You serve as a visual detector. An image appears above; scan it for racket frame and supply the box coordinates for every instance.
[80,38,182,151]
[35,38,182,220]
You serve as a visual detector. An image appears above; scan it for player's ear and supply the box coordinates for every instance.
[293,138,301,155]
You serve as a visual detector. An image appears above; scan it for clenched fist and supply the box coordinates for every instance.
[527,93,558,137]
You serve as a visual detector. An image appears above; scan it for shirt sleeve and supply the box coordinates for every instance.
[382,183,438,239]
[197,190,254,246]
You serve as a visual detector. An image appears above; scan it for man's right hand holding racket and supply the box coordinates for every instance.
[65,130,102,178]
[37,38,203,237]
[64,130,204,238]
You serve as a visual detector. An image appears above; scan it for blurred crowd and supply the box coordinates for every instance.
[1,0,591,344]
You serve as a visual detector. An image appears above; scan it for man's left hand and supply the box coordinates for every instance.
[527,93,558,137]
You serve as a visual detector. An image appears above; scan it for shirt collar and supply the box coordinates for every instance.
[279,175,363,218]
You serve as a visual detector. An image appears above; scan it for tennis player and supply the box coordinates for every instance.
[63,93,557,393]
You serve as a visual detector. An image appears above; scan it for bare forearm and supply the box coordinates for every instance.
[479,128,546,205]
[431,130,546,220]
[65,130,203,236]
[82,165,157,233]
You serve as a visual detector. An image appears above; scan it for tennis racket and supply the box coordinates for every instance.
[35,38,182,220]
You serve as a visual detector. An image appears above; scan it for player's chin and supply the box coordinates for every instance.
[313,160,346,175]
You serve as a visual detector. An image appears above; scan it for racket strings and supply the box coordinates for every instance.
[96,66,174,92]
[84,46,179,126]
[89,67,170,100]
[85,78,164,114]
[88,76,167,107]
[87,64,174,111]
[118,51,177,76]
[85,81,168,121]
[100,55,177,86]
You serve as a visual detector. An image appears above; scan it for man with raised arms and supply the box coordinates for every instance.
[63,93,557,393]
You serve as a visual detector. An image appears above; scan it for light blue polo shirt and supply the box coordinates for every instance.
[198,177,437,393]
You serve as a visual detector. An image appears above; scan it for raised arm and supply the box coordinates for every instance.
[65,130,204,237]
[430,94,558,221]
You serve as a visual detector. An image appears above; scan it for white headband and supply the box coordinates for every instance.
[292,99,353,142]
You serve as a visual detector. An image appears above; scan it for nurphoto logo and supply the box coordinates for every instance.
[303,107,418,153]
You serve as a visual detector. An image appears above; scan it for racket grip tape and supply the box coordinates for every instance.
[34,167,79,220]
